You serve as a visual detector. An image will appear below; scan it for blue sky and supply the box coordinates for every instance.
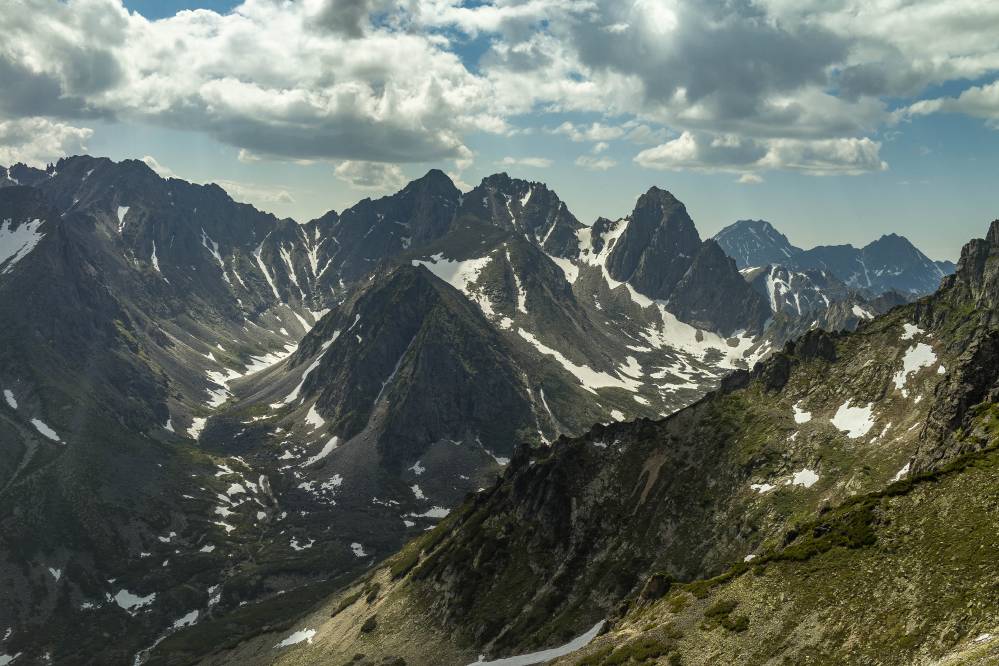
[4,0,999,261]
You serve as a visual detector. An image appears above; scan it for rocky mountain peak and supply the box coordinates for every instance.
[402,168,459,200]
[604,186,701,298]
[712,218,802,269]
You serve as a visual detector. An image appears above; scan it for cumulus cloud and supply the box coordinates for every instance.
[0,116,92,167]
[499,156,553,168]
[636,131,886,176]
[2,0,997,178]
[334,160,409,192]
[908,80,999,127]
[0,0,494,164]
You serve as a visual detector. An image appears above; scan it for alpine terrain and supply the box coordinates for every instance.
[0,156,979,666]
[173,218,999,666]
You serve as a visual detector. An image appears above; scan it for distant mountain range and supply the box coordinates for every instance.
[714,219,955,297]
[0,155,968,665]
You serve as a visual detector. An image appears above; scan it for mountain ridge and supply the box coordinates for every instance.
[714,218,955,297]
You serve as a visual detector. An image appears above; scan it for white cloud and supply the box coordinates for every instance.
[553,122,626,143]
[0,0,498,164]
[635,131,886,176]
[908,80,999,127]
[0,116,92,167]
[738,173,763,184]
[575,155,616,171]
[499,156,553,168]
[141,155,174,178]
[446,170,473,191]
[759,137,888,175]
[334,160,408,192]
[3,0,998,179]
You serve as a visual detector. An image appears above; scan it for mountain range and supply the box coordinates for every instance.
[714,218,956,297]
[185,216,999,666]
[0,155,972,665]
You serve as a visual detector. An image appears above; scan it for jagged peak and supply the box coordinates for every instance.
[987,219,999,246]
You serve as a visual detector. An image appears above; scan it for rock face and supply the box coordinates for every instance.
[714,220,954,296]
[604,188,770,335]
[666,240,772,334]
[912,219,999,470]
[218,221,999,666]
[281,265,539,469]
[606,188,702,297]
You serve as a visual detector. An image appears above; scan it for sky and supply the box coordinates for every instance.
[2,1,998,260]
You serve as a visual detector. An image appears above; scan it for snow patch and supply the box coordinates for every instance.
[188,417,207,440]
[792,402,812,424]
[116,206,129,233]
[893,343,938,392]
[412,253,491,295]
[3,389,16,410]
[467,620,605,666]
[901,323,924,340]
[172,610,199,629]
[350,542,368,557]
[790,468,819,488]
[305,404,325,429]
[31,418,61,442]
[410,506,450,519]
[831,401,876,439]
[302,436,338,467]
[274,628,316,648]
[0,218,45,274]
[517,329,641,394]
[114,589,156,613]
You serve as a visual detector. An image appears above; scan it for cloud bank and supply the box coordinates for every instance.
[0,0,997,176]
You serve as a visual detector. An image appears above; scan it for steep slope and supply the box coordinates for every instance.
[713,219,802,269]
[194,220,999,666]
[0,157,345,665]
[4,154,963,666]
[562,434,999,665]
